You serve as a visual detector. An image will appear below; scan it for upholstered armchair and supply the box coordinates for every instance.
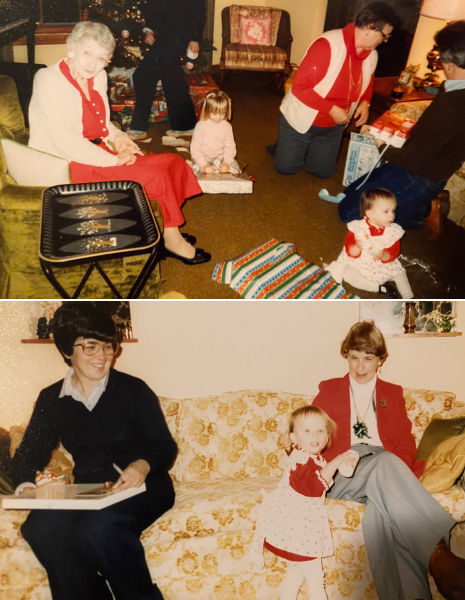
[220,5,293,88]
[0,74,163,299]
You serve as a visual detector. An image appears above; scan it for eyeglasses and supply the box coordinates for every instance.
[73,340,119,356]
[379,30,392,42]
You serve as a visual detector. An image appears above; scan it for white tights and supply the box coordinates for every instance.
[280,558,327,600]
[342,265,414,299]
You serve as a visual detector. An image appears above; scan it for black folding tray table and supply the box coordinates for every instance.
[39,180,161,299]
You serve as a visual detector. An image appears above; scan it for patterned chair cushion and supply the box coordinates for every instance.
[238,16,273,46]
[224,44,287,70]
[230,5,281,46]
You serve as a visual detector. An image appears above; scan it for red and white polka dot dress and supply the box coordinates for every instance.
[252,448,333,566]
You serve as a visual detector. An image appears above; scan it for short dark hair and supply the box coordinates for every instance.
[435,21,465,69]
[53,302,118,366]
[355,2,400,32]
[360,187,397,217]
[340,321,389,363]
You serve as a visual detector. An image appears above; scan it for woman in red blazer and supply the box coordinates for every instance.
[290,321,464,600]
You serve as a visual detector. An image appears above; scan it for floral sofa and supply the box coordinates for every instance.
[1,387,465,600]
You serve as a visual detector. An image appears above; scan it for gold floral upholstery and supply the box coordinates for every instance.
[1,388,464,600]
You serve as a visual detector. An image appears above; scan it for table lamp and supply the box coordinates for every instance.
[418,0,465,91]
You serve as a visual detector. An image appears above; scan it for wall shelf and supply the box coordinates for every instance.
[385,332,461,338]
[21,339,138,344]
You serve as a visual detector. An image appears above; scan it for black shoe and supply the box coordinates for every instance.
[181,233,197,245]
[266,144,277,158]
[379,283,399,298]
[163,247,211,265]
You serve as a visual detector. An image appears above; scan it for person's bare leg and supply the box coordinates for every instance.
[429,539,465,600]
[163,227,195,259]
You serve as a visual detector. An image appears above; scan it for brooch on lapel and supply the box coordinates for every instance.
[380,398,388,407]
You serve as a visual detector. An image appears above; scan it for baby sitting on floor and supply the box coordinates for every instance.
[326,188,414,298]
[187,90,241,175]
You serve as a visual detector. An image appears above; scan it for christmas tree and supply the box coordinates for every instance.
[83,0,216,72]
[83,0,147,68]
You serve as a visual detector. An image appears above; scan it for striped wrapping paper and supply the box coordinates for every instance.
[212,239,359,299]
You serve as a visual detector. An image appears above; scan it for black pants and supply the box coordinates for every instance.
[130,37,197,132]
[21,479,175,600]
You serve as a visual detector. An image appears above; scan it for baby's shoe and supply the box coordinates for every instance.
[318,189,346,203]
[379,283,399,298]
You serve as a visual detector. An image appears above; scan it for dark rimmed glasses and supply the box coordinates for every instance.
[379,29,392,42]
[73,340,120,356]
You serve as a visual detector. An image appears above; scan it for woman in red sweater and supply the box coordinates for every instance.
[268,2,398,179]
[283,321,464,600]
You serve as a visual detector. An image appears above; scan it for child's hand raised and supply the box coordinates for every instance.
[338,450,360,477]
[281,431,292,453]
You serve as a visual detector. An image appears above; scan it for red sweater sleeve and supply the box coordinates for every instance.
[381,240,400,262]
[344,231,400,262]
[289,458,329,497]
[291,39,335,115]
[344,231,358,257]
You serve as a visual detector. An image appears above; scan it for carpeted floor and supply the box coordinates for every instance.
[141,71,465,299]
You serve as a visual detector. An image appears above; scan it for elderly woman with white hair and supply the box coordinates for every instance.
[28,21,210,265]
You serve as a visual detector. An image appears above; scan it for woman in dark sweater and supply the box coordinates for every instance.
[337,20,465,229]
[11,303,177,600]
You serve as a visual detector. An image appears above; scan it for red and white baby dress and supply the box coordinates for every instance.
[252,447,333,567]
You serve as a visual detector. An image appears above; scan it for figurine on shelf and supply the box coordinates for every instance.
[37,317,50,340]
[418,46,443,92]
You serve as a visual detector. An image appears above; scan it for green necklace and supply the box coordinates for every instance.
[350,384,376,439]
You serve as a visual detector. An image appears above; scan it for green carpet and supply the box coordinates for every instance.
[136,71,465,299]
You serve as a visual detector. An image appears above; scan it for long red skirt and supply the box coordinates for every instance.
[70,152,202,228]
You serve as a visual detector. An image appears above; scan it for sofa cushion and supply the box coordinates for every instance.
[417,416,465,462]
[224,44,287,70]
[175,390,311,483]
[239,16,273,45]
[420,434,465,493]
[0,139,71,187]
[230,5,282,46]
[404,388,456,445]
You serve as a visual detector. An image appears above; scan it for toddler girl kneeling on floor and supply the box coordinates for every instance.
[188,90,240,175]
[326,188,414,298]
[252,406,359,600]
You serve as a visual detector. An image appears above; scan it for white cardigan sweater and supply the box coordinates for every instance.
[29,61,120,168]
[281,29,377,134]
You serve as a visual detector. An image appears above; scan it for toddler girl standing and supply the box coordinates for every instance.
[326,188,414,298]
[253,406,358,600]
[188,90,240,175]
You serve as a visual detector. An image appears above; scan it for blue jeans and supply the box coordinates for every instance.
[273,114,346,178]
[338,162,447,229]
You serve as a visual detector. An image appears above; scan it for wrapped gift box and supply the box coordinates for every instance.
[186,73,219,119]
[110,74,219,124]
[196,172,253,194]
[343,133,382,186]
[370,110,417,148]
